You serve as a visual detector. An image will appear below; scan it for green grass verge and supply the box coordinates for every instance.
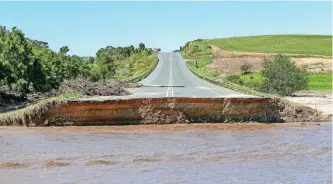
[185,61,271,97]
[208,35,332,56]
[308,72,332,91]
[0,93,82,126]
[238,72,332,91]
[115,53,158,80]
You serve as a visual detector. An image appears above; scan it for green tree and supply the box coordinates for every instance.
[139,43,145,51]
[260,54,309,96]
[91,48,116,80]
[0,27,46,93]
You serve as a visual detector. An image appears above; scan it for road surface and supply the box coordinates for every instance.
[80,52,254,101]
[132,52,254,98]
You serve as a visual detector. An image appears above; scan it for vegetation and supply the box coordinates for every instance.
[182,35,331,94]
[308,72,332,91]
[0,93,81,126]
[208,35,332,56]
[182,39,211,59]
[240,63,252,74]
[0,26,156,97]
[239,72,264,90]
[237,72,331,91]
[115,52,157,80]
[260,54,309,96]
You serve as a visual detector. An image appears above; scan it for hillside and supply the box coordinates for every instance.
[115,52,157,80]
[207,35,332,56]
[181,35,332,92]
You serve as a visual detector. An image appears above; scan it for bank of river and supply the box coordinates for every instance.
[0,123,331,184]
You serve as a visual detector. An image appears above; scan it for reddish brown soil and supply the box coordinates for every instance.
[208,45,332,74]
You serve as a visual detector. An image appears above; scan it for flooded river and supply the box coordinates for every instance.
[0,123,331,184]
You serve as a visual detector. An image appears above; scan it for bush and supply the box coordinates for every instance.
[240,63,252,74]
[226,75,243,85]
[260,54,309,96]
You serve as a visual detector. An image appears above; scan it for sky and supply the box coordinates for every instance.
[0,1,332,56]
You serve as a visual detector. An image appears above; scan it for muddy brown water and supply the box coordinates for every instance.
[0,123,331,184]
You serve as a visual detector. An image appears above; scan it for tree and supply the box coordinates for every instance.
[240,63,252,74]
[59,46,69,56]
[91,48,116,80]
[260,54,309,96]
[0,27,46,93]
[139,43,145,51]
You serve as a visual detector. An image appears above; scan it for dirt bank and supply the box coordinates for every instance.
[207,45,332,73]
[285,91,332,120]
[205,57,332,74]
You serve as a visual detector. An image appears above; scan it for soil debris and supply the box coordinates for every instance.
[0,78,140,113]
[58,78,139,96]
[274,98,323,122]
[138,98,188,124]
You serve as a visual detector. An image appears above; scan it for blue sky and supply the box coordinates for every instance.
[0,1,331,56]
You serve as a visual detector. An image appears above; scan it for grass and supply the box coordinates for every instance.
[238,72,332,91]
[186,55,229,80]
[115,52,158,80]
[239,73,264,90]
[0,93,82,126]
[208,35,332,56]
[182,39,212,59]
[182,35,332,93]
[308,72,332,91]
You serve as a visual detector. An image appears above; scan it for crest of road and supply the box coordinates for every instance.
[130,52,255,98]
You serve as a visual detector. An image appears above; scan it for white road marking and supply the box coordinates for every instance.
[166,53,174,97]
[144,55,164,85]
[179,59,221,97]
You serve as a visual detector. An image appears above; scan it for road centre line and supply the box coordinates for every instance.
[166,54,174,97]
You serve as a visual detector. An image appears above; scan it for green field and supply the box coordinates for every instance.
[238,72,332,91]
[208,35,332,56]
[115,53,157,80]
[308,72,332,91]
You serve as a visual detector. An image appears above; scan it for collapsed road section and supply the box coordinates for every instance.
[22,97,281,126]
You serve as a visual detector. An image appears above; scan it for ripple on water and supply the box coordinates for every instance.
[84,160,120,166]
[41,161,71,168]
[132,157,162,163]
[0,162,29,168]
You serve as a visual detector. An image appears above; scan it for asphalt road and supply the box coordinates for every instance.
[79,52,255,101]
[131,52,254,98]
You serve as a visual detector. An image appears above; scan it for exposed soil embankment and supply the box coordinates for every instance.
[285,91,332,121]
[0,96,324,126]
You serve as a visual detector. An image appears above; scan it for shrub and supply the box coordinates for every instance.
[226,75,243,85]
[240,63,252,74]
[260,54,309,96]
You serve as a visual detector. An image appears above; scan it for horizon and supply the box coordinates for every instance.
[1,1,331,56]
